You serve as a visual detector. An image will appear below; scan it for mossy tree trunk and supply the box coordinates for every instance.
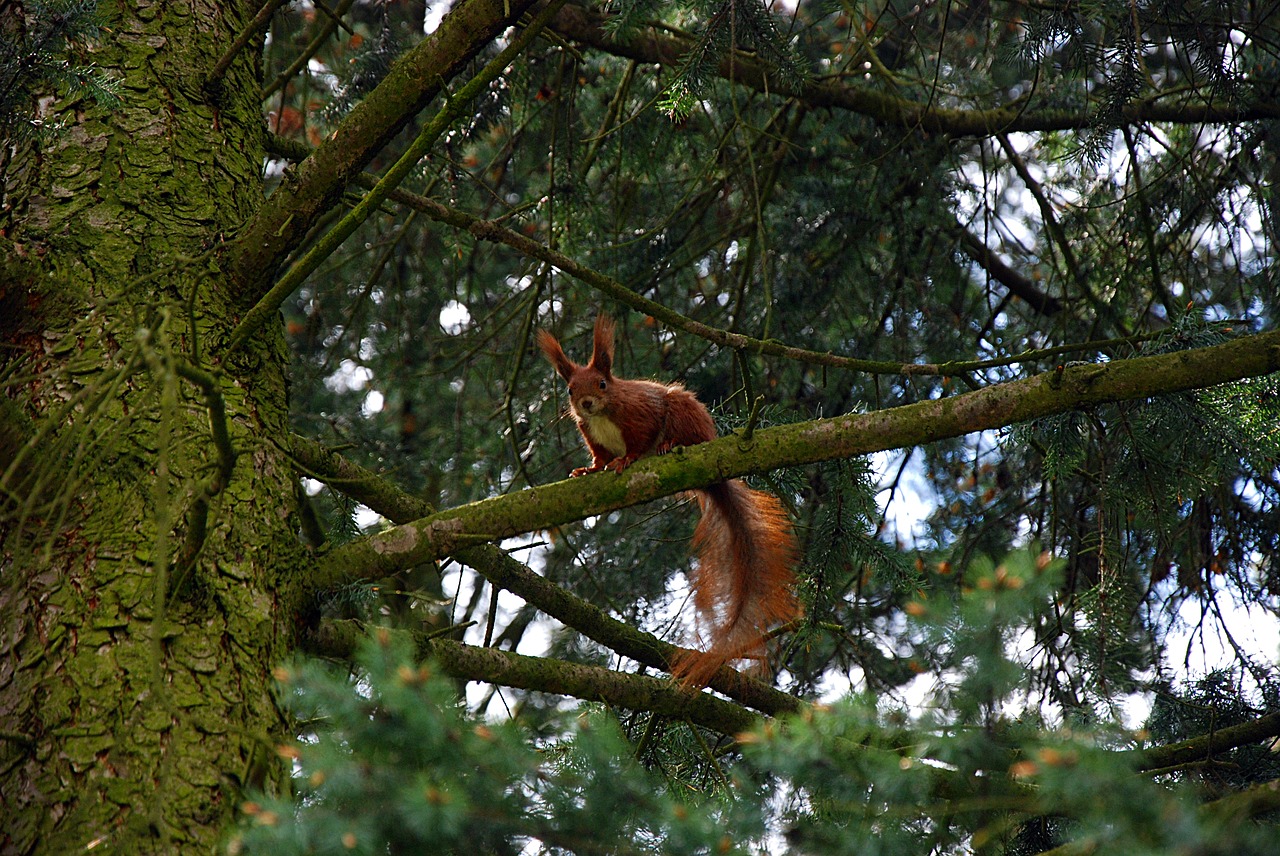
[0,1,302,852]
[1,0,543,848]
[4,0,1278,851]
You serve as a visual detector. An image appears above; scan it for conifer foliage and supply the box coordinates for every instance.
[3,0,1280,852]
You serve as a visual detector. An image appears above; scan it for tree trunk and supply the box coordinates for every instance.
[1,1,302,851]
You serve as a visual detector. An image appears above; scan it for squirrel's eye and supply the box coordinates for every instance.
[598,380,607,391]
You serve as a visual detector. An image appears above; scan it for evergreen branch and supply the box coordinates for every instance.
[306,619,763,737]
[455,547,803,716]
[287,434,804,717]
[1135,709,1280,773]
[204,0,292,98]
[285,433,434,518]
[1033,777,1280,856]
[366,181,903,374]
[261,0,359,99]
[265,131,1140,378]
[359,180,1164,378]
[225,0,569,355]
[422,636,761,736]
[548,3,1280,134]
[312,326,1280,591]
[224,0,544,310]
[1199,777,1280,822]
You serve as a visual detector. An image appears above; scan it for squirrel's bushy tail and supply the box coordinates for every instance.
[672,480,799,687]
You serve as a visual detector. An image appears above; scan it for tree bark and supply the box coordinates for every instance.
[0,1,564,849]
[0,1,300,852]
[310,326,1280,589]
[549,3,1280,135]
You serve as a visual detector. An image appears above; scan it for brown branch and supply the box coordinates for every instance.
[170,361,237,583]
[952,226,1064,317]
[1135,710,1280,772]
[306,619,762,737]
[222,0,542,313]
[287,435,804,717]
[312,326,1280,590]
[548,4,1280,136]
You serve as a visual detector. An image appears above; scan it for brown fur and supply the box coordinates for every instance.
[538,315,799,686]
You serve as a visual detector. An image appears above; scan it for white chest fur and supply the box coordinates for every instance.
[582,413,627,456]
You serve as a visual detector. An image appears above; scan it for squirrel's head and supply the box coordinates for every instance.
[537,314,616,416]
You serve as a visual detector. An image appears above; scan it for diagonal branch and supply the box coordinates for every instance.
[548,3,1280,136]
[952,225,1065,317]
[306,619,762,736]
[312,327,1280,588]
[1136,710,1280,772]
[223,0,542,310]
[225,0,569,354]
[287,434,804,716]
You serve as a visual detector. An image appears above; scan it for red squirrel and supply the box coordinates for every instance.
[537,315,798,686]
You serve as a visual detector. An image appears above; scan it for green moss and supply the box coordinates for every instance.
[61,731,115,770]
[64,648,119,690]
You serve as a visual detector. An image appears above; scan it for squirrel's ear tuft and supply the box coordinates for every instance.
[536,329,577,382]
[591,315,615,377]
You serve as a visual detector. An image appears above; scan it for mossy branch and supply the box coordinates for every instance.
[548,4,1280,135]
[226,0,569,355]
[288,434,803,716]
[1135,710,1280,772]
[306,620,762,736]
[312,327,1280,589]
[224,0,543,310]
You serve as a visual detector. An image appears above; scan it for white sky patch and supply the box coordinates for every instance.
[423,0,454,35]
[440,300,471,334]
[873,448,934,543]
[362,389,384,417]
[446,536,560,719]
[868,446,1280,727]
[1165,591,1280,676]
[354,504,381,530]
[325,359,372,393]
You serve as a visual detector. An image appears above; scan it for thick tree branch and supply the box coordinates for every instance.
[1136,710,1280,773]
[306,620,762,736]
[223,0,541,310]
[288,435,804,716]
[549,4,1280,136]
[314,327,1280,586]
[952,226,1064,317]
[225,0,569,354]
